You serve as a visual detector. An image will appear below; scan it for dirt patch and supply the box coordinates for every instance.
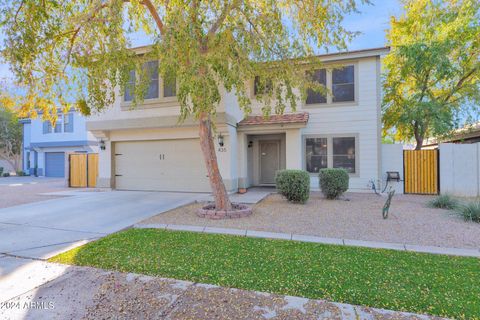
[141,192,480,249]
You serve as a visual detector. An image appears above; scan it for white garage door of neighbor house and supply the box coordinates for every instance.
[114,139,210,192]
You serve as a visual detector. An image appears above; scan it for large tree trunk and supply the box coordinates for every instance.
[198,113,232,211]
[413,122,424,150]
[414,135,424,150]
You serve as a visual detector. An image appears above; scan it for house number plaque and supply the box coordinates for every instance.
[159,154,165,160]
[218,147,227,152]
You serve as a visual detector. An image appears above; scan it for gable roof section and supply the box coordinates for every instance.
[129,45,390,62]
[238,112,309,127]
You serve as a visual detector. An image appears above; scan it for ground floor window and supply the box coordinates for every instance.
[305,137,327,173]
[332,137,356,173]
[305,135,357,174]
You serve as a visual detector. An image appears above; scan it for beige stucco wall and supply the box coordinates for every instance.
[233,57,382,191]
[90,51,384,193]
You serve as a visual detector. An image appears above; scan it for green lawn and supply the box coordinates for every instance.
[50,229,480,319]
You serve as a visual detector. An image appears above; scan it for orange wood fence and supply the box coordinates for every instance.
[69,153,98,188]
[403,150,439,195]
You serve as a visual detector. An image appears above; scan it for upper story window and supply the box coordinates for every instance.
[253,76,273,96]
[332,65,354,102]
[306,69,327,104]
[305,64,355,105]
[145,61,159,99]
[163,77,176,97]
[124,60,176,102]
[43,113,74,134]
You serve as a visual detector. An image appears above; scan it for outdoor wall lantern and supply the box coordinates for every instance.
[218,134,224,147]
[99,139,106,150]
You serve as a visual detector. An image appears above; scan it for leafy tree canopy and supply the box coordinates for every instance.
[0,106,22,171]
[0,0,363,123]
[0,0,364,210]
[382,0,480,149]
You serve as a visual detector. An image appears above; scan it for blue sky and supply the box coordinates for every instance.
[0,0,402,83]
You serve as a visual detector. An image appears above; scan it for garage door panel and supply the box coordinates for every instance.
[45,152,65,177]
[114,139,209,192]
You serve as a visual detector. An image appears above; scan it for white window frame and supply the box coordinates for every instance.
[303,62,358,108]
[303,133,359,176]
[122,60,177,106]
[43,113,73,134]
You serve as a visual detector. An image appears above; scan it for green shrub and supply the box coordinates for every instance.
[0,167,3,176]
[16,171,26,176]
[2,172,10,177]
[427,194,458,210]
[275,169,310,203]
[454,200,480,223]
[318,168,349,199]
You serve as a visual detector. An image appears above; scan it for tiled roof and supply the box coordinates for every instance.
[238,112,309,126]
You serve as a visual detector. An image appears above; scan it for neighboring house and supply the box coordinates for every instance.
[87,47,388,192]
[21,111,99,177]
[423,122,480,149]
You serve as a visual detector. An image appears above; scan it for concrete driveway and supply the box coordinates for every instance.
[0,189,204,303]
[0,190,202,259]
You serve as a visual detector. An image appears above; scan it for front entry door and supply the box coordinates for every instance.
[260,141,280,184]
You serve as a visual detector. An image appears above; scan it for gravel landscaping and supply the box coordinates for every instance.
[142,192,480,249]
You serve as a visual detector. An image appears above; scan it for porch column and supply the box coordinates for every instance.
[91,130,113,189]
[285,129,302,169]
[237,131,249,189]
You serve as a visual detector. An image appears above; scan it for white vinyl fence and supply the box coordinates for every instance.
[381,144,404,194]
[439,143,480,197]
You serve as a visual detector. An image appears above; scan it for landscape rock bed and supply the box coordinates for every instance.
[143,192,480,249]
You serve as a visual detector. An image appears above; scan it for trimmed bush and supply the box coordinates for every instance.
[2,172,10,177]
[319,168,349,199]
[275,169,310,203]
[0,167,3,176]
[427,194,458,210]
[454,200,480,223]
[16,171,26,176]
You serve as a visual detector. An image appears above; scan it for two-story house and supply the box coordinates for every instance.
[87,47,388,192]
[22,111,98,177]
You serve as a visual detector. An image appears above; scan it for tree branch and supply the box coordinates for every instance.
[13,0,25,25]
[206,0,240,42]
[141,0,165,36]
[443,65,479,103]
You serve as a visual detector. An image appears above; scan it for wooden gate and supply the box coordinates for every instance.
[404,150,439,194]
[69,153,98,188]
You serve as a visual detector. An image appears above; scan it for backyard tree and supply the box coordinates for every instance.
[382,0,480,149]
[0,106,22,172]
[0,0,362,210]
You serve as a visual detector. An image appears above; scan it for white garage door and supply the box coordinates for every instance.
[114,139,210,192]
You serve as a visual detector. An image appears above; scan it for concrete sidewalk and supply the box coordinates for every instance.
[0,260,445,320]
[134,223,480,258]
